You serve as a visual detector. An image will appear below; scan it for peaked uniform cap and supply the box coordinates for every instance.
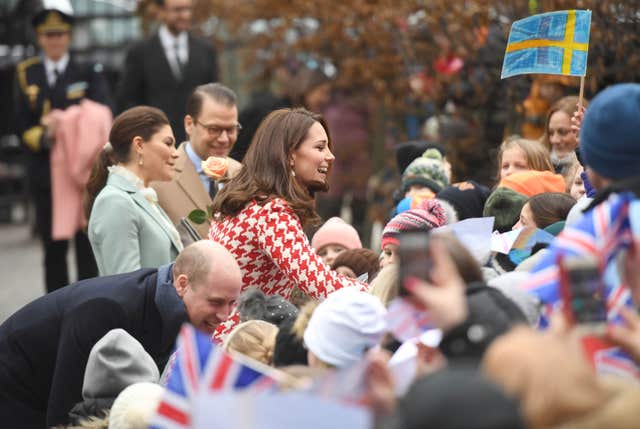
[33,0,74,33]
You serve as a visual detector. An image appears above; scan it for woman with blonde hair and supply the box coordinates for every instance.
[223,320,279,366]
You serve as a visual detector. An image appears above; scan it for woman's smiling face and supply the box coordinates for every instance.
[290,121,335,191]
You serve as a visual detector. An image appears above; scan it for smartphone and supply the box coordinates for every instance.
[398,231,432,296]
[559,255,607,334]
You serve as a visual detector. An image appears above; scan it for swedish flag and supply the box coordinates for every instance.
[501,10,591,79]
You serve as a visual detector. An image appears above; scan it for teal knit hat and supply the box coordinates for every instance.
[402,149,450,193]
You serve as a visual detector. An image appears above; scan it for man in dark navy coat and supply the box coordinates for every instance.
[0,241,242,428]
[14,0,112,293]
[116,0,218,143]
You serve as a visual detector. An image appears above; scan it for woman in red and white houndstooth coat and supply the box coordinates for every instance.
[209,108,365,339]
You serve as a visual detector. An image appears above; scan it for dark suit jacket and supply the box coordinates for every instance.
[0,264,187,427]
[151,142,242,241]
[116,33,218,143]
[14,55,112,190]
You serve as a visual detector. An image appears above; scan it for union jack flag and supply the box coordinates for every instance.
[522,192,639,378]
[151,324,275,429]
[595,347,640,379]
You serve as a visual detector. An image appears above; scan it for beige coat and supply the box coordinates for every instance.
[152,142,241,242]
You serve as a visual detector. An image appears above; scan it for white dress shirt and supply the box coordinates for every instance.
[158,25,189,79]
[43,53,70,87]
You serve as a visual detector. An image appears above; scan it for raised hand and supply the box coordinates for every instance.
[404,237,467,332]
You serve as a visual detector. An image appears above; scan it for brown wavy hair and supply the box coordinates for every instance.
[211,108,331,226]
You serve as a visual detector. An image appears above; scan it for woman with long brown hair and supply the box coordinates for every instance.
[86,106,182,275]
[540,96,589,177]
[209,108,363,337]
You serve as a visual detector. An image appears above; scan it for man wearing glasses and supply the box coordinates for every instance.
[116,0,218,143]
[14,0,111,293]
[152,83,242,242]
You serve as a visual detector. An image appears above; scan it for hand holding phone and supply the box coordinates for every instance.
[398,237,467,332]
[559,255,607,335]
[398,231,433,296]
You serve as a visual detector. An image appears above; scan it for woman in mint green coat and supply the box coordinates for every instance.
[86,106,183,275]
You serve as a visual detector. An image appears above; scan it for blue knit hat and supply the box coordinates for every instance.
[580,83,640,180]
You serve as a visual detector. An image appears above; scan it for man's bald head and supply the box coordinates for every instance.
[173,241,243,334]
[173,240,241,288]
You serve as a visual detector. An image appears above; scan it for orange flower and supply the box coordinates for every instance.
[201,156,228,180]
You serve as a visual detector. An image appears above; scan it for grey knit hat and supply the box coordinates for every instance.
[237,287,298,328]
[82,329,159,400]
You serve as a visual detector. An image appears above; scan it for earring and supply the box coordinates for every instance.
[138,155,144,167]
[291,169,296,177]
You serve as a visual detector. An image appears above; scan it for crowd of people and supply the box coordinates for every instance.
[3,0,640,428]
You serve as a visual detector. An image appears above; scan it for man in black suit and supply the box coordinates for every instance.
[14,1,112,293]
[116,0,218,143]
[0,240,242,428]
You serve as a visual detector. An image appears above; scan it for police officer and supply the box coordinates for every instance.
[14,0,112,293]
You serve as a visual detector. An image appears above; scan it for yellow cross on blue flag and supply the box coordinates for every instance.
[501,10,592,79]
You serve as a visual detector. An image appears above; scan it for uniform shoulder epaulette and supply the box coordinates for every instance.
[17,57,41,71]
[16,57,41,93]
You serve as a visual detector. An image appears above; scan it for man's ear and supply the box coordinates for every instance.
[184,115,194,139]
[174,273,189,298]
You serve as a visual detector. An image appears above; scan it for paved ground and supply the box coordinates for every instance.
[0,222,78,324]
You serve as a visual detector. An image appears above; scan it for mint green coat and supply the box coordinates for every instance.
[88,173,182,275]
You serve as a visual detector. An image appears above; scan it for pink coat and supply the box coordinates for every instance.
[50,99,112,240]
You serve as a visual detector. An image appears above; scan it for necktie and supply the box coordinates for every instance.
[209,179,217,200]
[53,68,61,86]
[173,41,184,80]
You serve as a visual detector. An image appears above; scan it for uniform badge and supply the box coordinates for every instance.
[66,81,88,99]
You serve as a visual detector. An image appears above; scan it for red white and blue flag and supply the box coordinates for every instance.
[151,324,275,429]
[522,192,639,378]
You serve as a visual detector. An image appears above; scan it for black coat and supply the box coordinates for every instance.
[0,264,187,428]
[116,33,218,143]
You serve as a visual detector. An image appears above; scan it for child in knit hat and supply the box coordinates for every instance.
[303,288,387,369]
[379,199,448,268]
[311,217,362,266]
[483,187,528,233]
[401,148,451,199]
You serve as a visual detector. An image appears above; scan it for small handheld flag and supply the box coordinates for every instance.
[501,10,592,79]
[150,324,277,429]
